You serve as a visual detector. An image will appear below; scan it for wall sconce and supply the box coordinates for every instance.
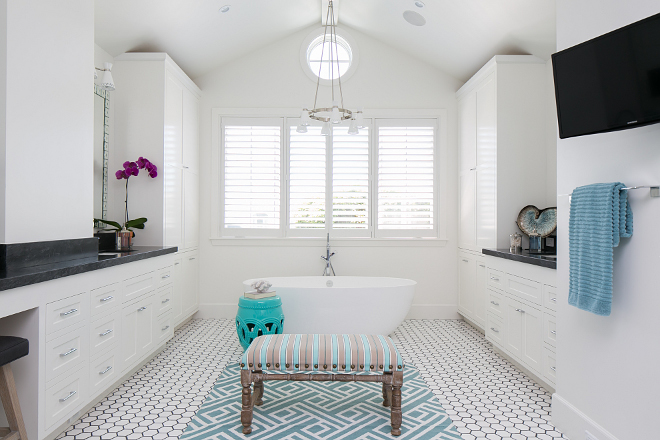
[94,62,115,91]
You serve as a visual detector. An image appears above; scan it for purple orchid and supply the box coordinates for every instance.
[115,157,159,228]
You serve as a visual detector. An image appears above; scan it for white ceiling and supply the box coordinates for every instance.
[95,0,556,82]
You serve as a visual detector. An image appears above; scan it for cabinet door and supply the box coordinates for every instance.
[458,92,477,173]
[136,297,155,355]
[521,305,543,372]
[171,258,183,325]
[182,89,199,173]
[459,171,476,249]
[181,252,199,317]
[458,255,475,317]
[183,170,199,249]
[121,295,154,371]
[505,297,524,359]
[475,76,497,249]
[474,259,487,326]
[164,164,183,248]
[165,72,183,166]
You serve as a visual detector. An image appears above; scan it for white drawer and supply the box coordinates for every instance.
[90,350,119,398]
[506,274,542,306]
[542,345,556,386]
[486,313,504,348]
[157,285,173,316]
[90,311,120,360]
[543,284,558,311]
[156,312,173,345]
[45,366,88,430]
[157,265,174,288]
[90,283,120,319]
[123,272,154,304]
[46,293,88,340]
[543,313,557,348]
[487,289,504,318]
[487,268,505,291]
[46,327,88,384]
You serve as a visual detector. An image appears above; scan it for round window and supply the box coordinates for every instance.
[300,28,359,85]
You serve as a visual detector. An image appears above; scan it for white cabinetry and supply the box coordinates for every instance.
[484,256,556,390]
[458,250,486,329]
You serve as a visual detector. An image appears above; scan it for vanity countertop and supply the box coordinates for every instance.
[482,248,557,269]
[0,246,177,292]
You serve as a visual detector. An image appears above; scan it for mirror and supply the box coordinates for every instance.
[93,85,110,227]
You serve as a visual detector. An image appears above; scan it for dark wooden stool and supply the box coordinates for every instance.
[0,337,29,440]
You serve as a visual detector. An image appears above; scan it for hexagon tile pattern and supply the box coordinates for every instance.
[57,319,567,440]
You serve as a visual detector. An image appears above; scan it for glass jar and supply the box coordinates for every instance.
[529,234,542,253]
[510,233,522,252]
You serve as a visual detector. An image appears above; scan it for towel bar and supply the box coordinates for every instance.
[559,185,659,200]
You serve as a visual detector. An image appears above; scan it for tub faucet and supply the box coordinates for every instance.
[321,233,335,276]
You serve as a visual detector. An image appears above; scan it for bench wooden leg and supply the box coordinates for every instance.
[390,371,403,436]
[0,364,28,440]
[382,382,391,407]
[253,372,264,407]
[240,370,253,435]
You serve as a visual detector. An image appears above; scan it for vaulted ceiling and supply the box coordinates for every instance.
[95,0,556,82]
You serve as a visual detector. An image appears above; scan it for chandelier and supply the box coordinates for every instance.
[297,0,363,135]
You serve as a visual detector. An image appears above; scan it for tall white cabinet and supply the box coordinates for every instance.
[112,53,201,328]
[457,55,550,330]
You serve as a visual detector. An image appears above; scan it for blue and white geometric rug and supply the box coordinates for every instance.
[181,363,463,439]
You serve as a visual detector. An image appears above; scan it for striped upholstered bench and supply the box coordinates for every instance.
[239,334,405,436]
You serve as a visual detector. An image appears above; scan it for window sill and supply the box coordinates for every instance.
[209,237,448,247]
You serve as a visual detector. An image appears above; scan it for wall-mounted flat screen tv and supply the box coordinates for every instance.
[552,12,660,139]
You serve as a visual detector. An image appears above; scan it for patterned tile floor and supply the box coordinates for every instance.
[57,319,567,440]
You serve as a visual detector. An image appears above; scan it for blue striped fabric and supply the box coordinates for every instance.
[241,334,404,373]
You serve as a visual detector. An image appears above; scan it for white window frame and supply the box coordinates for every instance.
[211,108,448,244]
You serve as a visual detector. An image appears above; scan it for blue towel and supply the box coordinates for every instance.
[569,183,633,316]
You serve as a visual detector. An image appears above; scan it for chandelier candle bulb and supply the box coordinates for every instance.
[296,124,308,134]
[321,121,331,136]
[348,118,359,134]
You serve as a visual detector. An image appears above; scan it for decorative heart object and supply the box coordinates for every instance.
[516,205,557,237]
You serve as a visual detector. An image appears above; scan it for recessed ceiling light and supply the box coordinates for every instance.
[415,1,425,7]
[219,5,230,13]
[403,10,426,26]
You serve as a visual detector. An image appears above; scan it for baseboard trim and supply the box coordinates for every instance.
[552,394,619,440]
[196,303,460,320]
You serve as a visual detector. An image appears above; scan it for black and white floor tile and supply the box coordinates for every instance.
[57,319,566,440]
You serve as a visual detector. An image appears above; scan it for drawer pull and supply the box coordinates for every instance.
[175,262,180,265]
[100,296,114,302]
[515,308,525,313]
[490,276,499,281]
[162,298,170,304]
[550,366,556,372]
[161,274,170,279]
[138,306,148,312]
[551,330,557,335]
[479,264,485,267]
[162,325,170,331]
[100,329,113,337]
[59,390,77,402]
[549,297,557,302]
[99,366,113,375]
[490,327,499,333]
[60,308,78,317]
[189,257,196,260]
[462,259,468,262]
[490,301,499,306]
[60,348,77,357]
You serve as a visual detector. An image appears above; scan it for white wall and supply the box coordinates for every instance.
[554,2,660,440]
[0,1,94,243]
[545,59,558,207]
[194,24,464,320]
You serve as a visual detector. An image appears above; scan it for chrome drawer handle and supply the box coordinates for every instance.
[189,257,196,260]
[462,259,468,262]
[550,366,556,372]
[60,308,78,317]
[60,348,77,357]
[490,301,499,306]
[479,264,485,267]
[100,296,113,302]
[175,262,180,265]
[551,330,557,335]
[59,391,77,402]
[515,308,525,313]
[162,325,170,331]
[99,366,113,375]
[490,327,499,333]
[549,297,557,302]
[162,275,170,279]
[138,306,147,312]
[162,298,170,304]
[490,277,499,281]
[100,329,113,337]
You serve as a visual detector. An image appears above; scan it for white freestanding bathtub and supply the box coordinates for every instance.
[242,276,416,335]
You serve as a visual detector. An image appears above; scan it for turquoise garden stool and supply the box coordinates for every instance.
[235,296,285,351]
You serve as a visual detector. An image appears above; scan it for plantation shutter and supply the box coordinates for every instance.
[376,119,436,237]
[222,118,282,236]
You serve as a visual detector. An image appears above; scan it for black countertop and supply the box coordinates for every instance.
[0,246,177,292]
[482,249,557,269]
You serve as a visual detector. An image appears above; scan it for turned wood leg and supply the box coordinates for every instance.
[382,372,392,407]
[0,364,28,440]
[253,372,264,407]
[390,371,403,436]
[241,370,253,435]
